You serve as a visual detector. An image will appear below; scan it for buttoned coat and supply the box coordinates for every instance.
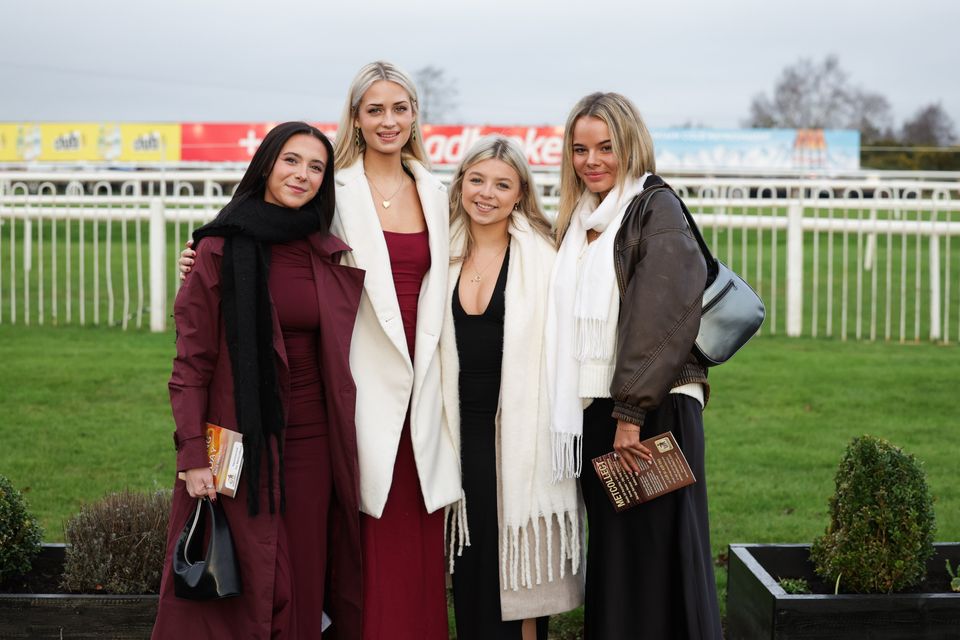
[152,232,364,640]
[331,158,461,518]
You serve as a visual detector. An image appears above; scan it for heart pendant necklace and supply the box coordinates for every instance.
[365,172,406,210]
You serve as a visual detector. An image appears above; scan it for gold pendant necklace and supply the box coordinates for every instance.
[365,172,406,209]
[468,243,509,283]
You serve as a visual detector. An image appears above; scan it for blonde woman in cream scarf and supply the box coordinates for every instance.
[441,136,584,640]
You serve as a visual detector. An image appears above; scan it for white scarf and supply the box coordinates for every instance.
[442,216,581,590]
[546,175,648,480]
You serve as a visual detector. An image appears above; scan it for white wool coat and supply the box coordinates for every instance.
[332,158,461,517]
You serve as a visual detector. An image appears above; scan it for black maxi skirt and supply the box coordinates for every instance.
[580,396,722,640]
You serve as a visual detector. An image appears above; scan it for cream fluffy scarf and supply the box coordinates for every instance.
[545,175,647,479]
[442,215,581,590]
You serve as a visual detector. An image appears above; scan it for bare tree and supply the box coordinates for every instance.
[413,66,459,124]
[901,103,957,146]
[746,55,893,143]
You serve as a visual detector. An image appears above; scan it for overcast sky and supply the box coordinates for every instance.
[2,0,957,135]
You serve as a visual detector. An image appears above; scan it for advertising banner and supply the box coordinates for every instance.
[39,123,102,162]
[0,122,861,170]
[117,124,182,162]
[420,125,566,167]
[0,124,18,161]
[653,128,860,171]
[181,122,337,162]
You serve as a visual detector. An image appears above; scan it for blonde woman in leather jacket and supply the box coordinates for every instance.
[546,92,722,640]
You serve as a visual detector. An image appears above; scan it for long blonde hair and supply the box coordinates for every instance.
[554,92,656,245]
[448,135,553,261]
[333,61,431,170]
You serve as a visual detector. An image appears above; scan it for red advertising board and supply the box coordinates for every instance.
[180,122,339,162]
[420,125,565,167]
[179,122,564,166]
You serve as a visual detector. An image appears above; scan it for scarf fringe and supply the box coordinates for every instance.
[552,432,583,481]
[574,317,612,361]
[444,495,472,574]
[499,511,582,591]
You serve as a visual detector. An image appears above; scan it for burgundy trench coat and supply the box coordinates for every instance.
[152,232,365,640]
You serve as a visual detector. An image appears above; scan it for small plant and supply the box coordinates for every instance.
[777,577,811,594]
[947,560,960,593]
[0,474,44,584]
[810,435,935,594]
[61,489,171,595]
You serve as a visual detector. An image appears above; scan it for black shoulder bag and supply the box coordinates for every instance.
[173,497,242,600]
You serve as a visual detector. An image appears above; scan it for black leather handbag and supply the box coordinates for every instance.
[631,184,765,366]
[173,497,242,600]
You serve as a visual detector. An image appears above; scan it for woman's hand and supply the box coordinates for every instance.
[613,420,653,475]
[183,467,217,501]
[178,240,196,282]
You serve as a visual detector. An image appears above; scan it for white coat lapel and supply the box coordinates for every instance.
[333,159,410,364]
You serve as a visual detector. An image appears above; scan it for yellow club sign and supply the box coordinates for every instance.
[39,123,101,161]
[118,124,181,162]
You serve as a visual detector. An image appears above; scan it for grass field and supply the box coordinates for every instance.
[1,325,958,636]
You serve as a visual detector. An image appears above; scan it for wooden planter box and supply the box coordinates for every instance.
[726,543,960,640]
[0,544,158,639]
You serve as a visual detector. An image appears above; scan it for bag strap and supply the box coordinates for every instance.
[628,180,719,282]
[184,498,205,566]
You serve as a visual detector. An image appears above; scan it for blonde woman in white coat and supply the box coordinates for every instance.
[442,136,584,640]
[330,61,461,640]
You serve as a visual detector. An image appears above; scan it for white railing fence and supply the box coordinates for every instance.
[1,171,959,344]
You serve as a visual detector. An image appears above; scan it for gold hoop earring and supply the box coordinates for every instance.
[354,127,362,148]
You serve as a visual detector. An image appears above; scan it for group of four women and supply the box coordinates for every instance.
[151,60,723,640]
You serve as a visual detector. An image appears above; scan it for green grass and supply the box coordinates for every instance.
[0,325,176,538]
[1,326,958,638]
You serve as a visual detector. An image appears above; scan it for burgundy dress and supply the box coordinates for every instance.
[360,230,449,640]
[270,239,334,638]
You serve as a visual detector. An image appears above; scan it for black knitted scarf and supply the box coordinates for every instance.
[192,196,324,516]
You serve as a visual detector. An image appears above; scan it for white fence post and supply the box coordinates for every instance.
[23,217,32,325]
[149,198,166,332]
[786,202,804,337]
[929,233,941,341]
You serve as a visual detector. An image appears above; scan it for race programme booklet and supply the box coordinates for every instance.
[590,431,696,513]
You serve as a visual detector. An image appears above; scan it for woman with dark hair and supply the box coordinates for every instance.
[152,121,365,639]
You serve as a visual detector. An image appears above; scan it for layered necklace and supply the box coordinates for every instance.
[365,172,407,209]
[468,243,509,283]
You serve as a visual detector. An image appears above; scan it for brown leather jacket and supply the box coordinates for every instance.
[610,175,708,426]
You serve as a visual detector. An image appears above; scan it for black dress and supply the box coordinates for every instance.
[450,251,549,640]
[580,395,722,640]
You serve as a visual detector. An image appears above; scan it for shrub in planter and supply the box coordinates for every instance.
[0,474,43,584]
[61,489,171,594]
[810,435,935,593]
